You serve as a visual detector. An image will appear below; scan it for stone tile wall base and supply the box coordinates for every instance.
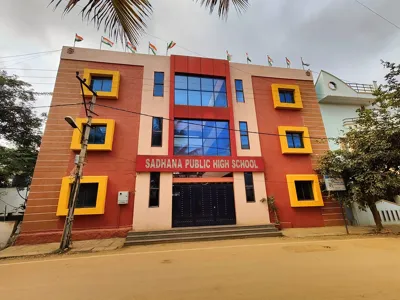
[15,227,131,245]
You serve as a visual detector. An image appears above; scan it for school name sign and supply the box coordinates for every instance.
[136,156,264,172]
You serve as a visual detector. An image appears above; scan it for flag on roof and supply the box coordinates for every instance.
[267,55,274,66]
[126,42,137,53]
[246,52,251,64]
[167,41,176,50]
[101,36,114,47]
[286,57,291,68]
[149,42,157,55]
[301,57,310,67]
[226,50,232,62]
[75,34,83,42]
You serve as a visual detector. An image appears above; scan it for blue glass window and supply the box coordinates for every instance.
[175,75,187,89]
[286,132,304,148]
[235,79,245,103]
[203,121,216,139]
[239,121,250,149]
[174,75,227,107]
[279,90,295,103]
[153,72,164,96]
[216,121,230,139]
[188,77,201,90]
[201,91,214,106]
[188,91,201,106]
[174,119,230,156]
[151,117,163,147]
[214,91,227,107]
[201,78,213,91]
[91,77,112,92]
[175,90,188,105]
[214,78,226,92]
[82,125,106,144]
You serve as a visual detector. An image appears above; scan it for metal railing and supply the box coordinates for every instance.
[346,83,374,93]
[342,117,358,127]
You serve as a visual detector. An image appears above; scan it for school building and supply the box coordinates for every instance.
[18,46,341,244]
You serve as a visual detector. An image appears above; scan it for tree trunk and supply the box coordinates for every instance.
[369,202,383,232]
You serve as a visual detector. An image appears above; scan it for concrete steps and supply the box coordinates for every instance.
[124,224,282,247]
[322,198,345,226]
[323,201,342,208]
[324,219,346,226]
[322,213,344,220]
[322,207,342,214]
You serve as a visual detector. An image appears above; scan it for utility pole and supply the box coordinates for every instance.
[59,73,97,251]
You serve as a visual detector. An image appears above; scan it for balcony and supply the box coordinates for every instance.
[315,70,376,105]
[346,83,375,94]
[342,117,357,127]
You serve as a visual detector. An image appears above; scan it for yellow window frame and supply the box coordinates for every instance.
[70,118,115,151]
[56,176,108,216]
[278,126,313,154]
[271,84,303,109]
[82,68,120,99]
[286,174,324,207]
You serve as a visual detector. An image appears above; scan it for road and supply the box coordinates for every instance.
[1,236,399,300]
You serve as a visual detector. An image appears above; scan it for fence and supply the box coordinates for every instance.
[346,83,374,93]
[353,200,400,226]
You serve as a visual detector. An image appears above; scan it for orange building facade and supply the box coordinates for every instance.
[18,47,340,244]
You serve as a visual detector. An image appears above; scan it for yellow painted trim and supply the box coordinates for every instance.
[56,176,108,216]
[286,174,324,207]
[278,126,313,154]
[70,118,115,151]
[271,84,303,110]
[82,68,120,99]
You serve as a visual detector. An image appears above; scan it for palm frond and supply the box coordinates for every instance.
[49,0,152,45]
[197,0,249,18]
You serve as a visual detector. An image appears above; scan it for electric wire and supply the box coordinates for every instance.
[354,0,400,30]
[0,50,62,60]
[94,102,334,141]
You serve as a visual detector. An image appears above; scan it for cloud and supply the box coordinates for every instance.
[1,0,400,104]
[277,0,400,81]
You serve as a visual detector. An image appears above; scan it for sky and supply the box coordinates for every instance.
[1,0,400,112]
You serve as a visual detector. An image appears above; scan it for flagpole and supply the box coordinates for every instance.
[74,33,76,48]
[100,36,103,50]
[301,57,305,70]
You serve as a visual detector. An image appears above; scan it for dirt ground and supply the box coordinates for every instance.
[0,236,399,300]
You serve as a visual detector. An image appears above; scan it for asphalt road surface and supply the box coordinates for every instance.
[1,236,399,300]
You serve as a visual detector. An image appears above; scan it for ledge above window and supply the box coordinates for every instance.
[56,176,108,216]
[70,118,115,151]
[286,174,324,207]
[271,84,303,110]
[82,69,120,99]
[278,126,312,154]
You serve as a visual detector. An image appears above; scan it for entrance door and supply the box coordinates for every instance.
[172,183,236,227]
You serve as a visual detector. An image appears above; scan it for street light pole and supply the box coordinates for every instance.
[59,90,97,251]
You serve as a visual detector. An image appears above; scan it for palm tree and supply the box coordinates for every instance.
[50,0,249,45]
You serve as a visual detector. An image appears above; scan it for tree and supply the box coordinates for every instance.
[0,71,45,188]
[317,61,400,232]
[50,0,249,45]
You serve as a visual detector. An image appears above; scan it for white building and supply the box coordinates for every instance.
[315,70,400,225]
[315,70,375,150]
